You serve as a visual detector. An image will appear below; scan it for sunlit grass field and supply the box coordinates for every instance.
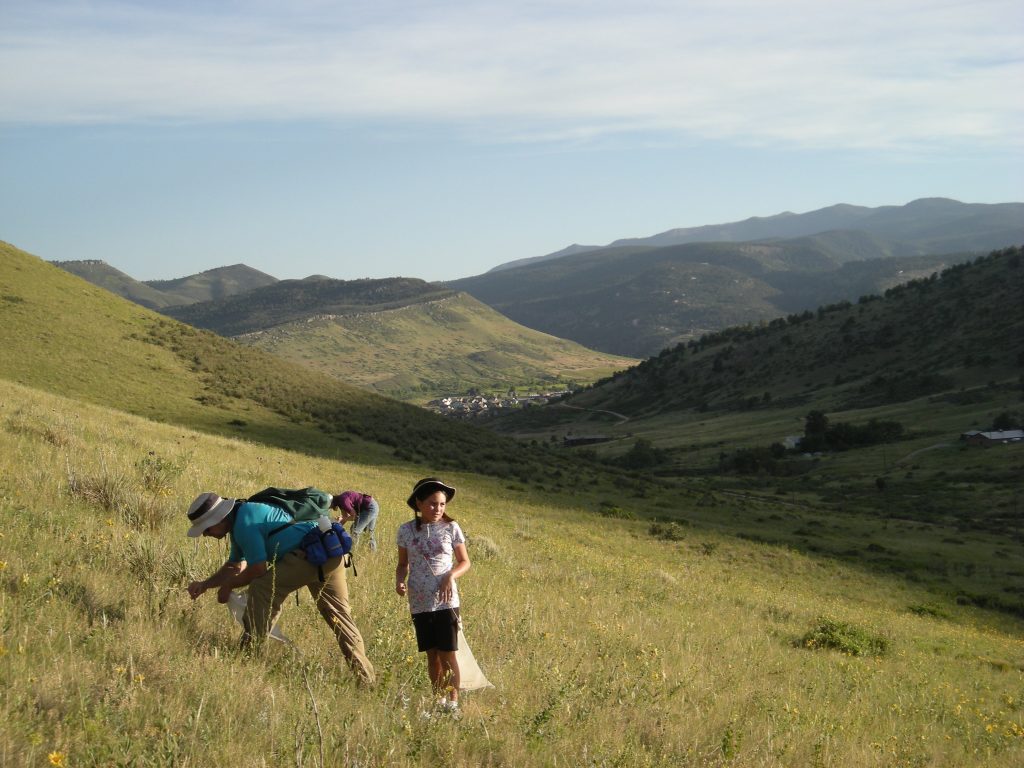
[2,379,1022,767]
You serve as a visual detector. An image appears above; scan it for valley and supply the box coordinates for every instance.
[5,205,1023,766]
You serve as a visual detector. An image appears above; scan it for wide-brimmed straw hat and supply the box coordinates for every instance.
[406,477,456,510]
[186,492,236,538]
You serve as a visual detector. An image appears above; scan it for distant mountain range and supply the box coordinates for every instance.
[490,198,1024,271]
[49,198,1024,363]
[450,199,1024,357]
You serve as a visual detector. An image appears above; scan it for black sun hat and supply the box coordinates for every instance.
[406,477,456,510]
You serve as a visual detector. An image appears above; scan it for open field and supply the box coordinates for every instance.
[2,380,1023,767]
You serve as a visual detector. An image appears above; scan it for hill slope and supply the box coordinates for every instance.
[235,292,636,400]
[490,248,1024,617]
[567,247,1024,418]
[164,275,634,400]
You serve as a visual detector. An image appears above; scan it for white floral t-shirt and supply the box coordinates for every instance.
[397,519,466,615]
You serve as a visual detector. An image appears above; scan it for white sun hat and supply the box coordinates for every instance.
[186,492,236,538]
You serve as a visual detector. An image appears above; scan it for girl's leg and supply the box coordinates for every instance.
[434,650,460,702]
[425,649,444,694]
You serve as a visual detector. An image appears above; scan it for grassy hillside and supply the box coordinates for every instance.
[0,241,621,488]
[2,380,1023,766]
[235,293,635,401]
[160,274,634,401]
[449,236,970,357]
[491,248,1024,616]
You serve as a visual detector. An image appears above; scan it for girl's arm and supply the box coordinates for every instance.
[395,546,409,596]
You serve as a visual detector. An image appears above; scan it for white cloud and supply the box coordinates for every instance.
[1,0,1021,150]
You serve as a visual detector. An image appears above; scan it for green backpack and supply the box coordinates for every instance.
[246,486,332,523]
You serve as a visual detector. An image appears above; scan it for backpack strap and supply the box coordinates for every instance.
[267,521,294,538]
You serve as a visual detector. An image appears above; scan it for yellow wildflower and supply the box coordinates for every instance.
[48,752,66,767]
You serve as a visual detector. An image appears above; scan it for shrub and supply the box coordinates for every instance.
[137,451,190,495]
[908,603,950,619]
[468,535,501,560]
[597,502,636,520]
[649,521,687,542]
[798,617,888,656]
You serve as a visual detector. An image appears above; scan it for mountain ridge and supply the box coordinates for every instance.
[493,198,1024,271]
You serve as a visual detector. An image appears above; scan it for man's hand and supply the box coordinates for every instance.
[187,580,207,600]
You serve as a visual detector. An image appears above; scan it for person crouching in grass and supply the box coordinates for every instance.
[396,477,470,713]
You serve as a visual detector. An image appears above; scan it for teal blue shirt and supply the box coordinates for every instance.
[228,501,317,564]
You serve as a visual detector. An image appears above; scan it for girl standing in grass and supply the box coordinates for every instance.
[396,477,471,713]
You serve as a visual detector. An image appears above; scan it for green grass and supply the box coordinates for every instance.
[2,380,1024,767]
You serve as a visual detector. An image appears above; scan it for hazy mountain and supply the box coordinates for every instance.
[450,231,983,357]
[490,198,1024,271]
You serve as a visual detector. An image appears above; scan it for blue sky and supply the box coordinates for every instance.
[1,0,1021,282]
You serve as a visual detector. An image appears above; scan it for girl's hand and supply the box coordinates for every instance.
[438,573,455,602]
[396,581,407,596]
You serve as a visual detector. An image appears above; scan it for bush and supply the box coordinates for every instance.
[598,502,636,520]
[649,521,687,542]
[798,617,888,656]
[467,535,501,560]
[908,603,950,619]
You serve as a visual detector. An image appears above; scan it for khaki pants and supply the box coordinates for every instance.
[242,551,375,685]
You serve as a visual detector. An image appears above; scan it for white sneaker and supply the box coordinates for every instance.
[440,700,460,715]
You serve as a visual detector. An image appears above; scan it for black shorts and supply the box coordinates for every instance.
[412,608,460,652]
